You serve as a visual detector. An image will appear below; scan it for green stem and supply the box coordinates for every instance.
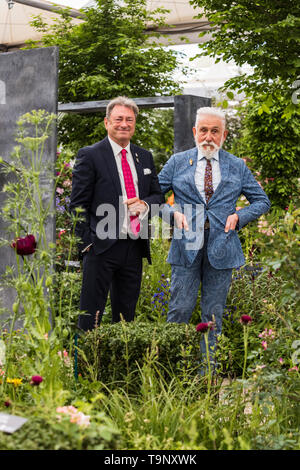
[229,324,249,434]
[204,332,212,399]
[1,302,19,395]
[242,325,249,381]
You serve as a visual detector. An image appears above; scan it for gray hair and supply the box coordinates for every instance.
[106,96,139,119]
[195,107,226,128]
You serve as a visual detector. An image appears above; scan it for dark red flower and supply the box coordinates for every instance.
[30,375,43,386]
[240,315,253,325]
[4,400,11,407]
[12,234,36,256]
[196,322,214,333]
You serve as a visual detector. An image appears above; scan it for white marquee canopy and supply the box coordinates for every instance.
[0,0,210,49]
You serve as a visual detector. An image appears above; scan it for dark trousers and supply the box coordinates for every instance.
[79,238,143,331]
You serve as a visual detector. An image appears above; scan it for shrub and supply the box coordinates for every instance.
[77,322,201,388]
[0,409,119,450]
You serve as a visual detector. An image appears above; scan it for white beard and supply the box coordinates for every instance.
[197,140,222,160]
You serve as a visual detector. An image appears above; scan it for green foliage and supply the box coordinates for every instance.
[0,111,83,405]
[77,322,201,387]
[55,149,79,270]
[190,0,300,98]
[233,93,300,208]
[258,204,300,307]
[190,1,300,207]
[0,406,119,450]
[27,0,182,154]
[1,109,299,449]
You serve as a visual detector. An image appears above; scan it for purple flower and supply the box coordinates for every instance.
[30,375,43,386]
[196,322,214,333]
[12,234,36,256]
[240,315,253,325]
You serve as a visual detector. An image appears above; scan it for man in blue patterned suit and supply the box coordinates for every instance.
[158,107,270,367]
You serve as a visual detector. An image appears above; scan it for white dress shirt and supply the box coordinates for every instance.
[194,148,221,202]
[108,136,148,235]
[108,136,139,199]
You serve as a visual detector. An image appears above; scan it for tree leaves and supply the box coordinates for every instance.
[190,0,300,97]
[27,0,182,154]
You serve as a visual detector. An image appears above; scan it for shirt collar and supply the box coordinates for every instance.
[108,136,131,157]
[197,147,219,162]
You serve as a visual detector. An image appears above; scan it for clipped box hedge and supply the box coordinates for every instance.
[77,322,201,385]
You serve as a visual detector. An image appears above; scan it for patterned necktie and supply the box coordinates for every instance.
[121,149,140,235]
[204,158,214,203]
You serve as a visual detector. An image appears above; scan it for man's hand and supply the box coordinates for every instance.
[225,213,239,232]
[124,197,147,216]
[174,211,189,231]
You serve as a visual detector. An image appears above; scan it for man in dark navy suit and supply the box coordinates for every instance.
[70,96,164,331]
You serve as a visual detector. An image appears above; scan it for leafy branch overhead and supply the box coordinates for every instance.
[26,0,183,155]
[190,0,300,97]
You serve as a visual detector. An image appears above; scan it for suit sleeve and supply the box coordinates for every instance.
[69,150,95,251]
[236,162,271,229]
[141,152,165,218]
[157,154,181,225]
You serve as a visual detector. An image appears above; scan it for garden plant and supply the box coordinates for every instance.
[0,110,299,451]
[0,0,299,451]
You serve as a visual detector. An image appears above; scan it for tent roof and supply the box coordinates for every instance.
[0,0,210,49]
[0,0,83,49]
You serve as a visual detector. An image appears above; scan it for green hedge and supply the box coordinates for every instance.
[0,414,119,450]
[77,322,201,386]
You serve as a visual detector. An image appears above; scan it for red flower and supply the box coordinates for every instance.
[4,400,11,407]
[240,315,253,325]
[12,234,36,256]
[30,375,43,386]
[196,322,214,333]
[58,229,66,239]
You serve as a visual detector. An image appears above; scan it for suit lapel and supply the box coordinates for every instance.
[130,143,144,197]
[101,137,123,197]
[186,147,205,204]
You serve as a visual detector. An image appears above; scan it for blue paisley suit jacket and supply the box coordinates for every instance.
[158,147,271,269]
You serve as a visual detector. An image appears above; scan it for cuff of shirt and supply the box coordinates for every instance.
[140,201,149,220]
[81,243,92,253]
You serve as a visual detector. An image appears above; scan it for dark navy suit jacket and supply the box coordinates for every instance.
[70,136,164,263]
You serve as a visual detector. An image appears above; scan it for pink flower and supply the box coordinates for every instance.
[62,179,72,188]
[261,341,268,350]
[58,229,66,239]
[12,234,36,256]
[288,366,299,372]
[30,375,43,386]
[196,322,214,333]
[56,406,90,428]
[56,187,64,195]
[278,358,283,364]
[240,315,253,325]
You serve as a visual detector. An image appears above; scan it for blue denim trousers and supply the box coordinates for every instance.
[167,230,232,368]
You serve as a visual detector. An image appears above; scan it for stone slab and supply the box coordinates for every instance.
[0,47,58,327]
[173,95,211,154]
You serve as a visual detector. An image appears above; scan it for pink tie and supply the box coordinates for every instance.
[121,149,140,235]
